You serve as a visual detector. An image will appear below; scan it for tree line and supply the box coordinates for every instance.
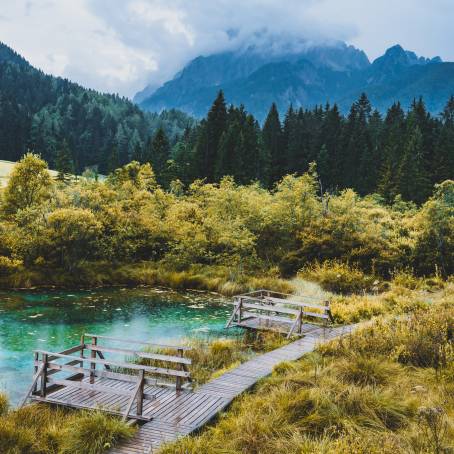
[135,91,453,204]
[0,42,194,174]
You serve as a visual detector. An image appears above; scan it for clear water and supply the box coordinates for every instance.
[0,287,236,405]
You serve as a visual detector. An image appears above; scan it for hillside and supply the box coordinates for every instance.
[0,159,58,187]
[138,43,453,120]
[0,42,195,174]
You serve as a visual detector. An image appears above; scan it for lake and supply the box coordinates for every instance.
[0,287,236,405]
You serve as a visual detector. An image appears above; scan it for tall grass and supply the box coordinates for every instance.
[1,261,294,296]
[0,402,135,454]
[159,300,454,454]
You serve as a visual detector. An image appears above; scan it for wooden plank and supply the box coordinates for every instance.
[263,296,328,311]
[85,344,192,365]
[84,333,191,351]
[46,378,135,397]
[41,361,160,388]
[239,301,300,316]
[240,311,294,324]
[49,345,84,360]
[35,350,190,378]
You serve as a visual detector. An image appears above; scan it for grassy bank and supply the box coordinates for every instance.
[159,300,454,454]
[0,262,294,296]
[0,404,135,454]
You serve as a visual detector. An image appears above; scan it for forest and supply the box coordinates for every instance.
[150,91,453,205]
[0,42,194,173]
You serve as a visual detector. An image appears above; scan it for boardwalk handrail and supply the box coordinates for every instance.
[226,289,334,338]
[21,334,193,419]
[33,350,190,377]
[84,333,192,350]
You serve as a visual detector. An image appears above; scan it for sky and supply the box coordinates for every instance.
[0,0,452,98]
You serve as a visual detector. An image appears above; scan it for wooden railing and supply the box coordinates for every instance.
[21,334,192,421]
[226,289,333,338]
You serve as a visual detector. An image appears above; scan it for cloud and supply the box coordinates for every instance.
[0,0,453,98]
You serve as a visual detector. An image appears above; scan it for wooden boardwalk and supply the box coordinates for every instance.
[110,324,354,454]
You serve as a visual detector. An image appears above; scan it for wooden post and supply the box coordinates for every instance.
[136,369,145,416]
[90,336,97,384]
[40,353,48,397]
[298,307,303,335]
[80,334,85,368]
[238,298,242,324]
[324,301,330,326]
[176,348,184,392]
[33,351,39,394]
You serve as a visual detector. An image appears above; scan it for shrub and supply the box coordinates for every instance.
[0,257,22,277]
[301,261,376,294]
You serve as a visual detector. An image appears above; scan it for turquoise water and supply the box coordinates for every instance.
[0,287,235,405]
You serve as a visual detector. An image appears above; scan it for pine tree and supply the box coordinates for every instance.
[398,123,431,204]
[150,127,170,185]
[262,103,282,186]
[320,104,342,190]
[316,144,329,190]
[55,140,74,182]
[193,90,227,181]
[378,102,406,203]
[342,93,372,194]
[241,115,265,183]
[432,96,454,184]
[107,145,121,174]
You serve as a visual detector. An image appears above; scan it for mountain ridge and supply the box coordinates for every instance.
[138,42,453,120]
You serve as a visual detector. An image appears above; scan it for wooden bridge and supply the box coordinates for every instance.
[21,291,350,453]
[226,289,334,338]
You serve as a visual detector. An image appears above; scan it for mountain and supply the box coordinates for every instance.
[0,42,194,173]
[138,43,453,120]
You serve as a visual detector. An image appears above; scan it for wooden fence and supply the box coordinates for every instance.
[21,333,192,421]
[226,289,334,338]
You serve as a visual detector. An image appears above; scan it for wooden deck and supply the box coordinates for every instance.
[225,289,334,338]
[109,324,354,453]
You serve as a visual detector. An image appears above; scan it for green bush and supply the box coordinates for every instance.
[301,261,376,294]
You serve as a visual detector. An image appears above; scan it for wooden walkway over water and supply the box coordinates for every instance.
[109,324,354,453]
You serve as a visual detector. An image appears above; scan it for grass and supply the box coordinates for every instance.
[141,331,290,386]
[158,301,454,454]
[0,261,294,296]
[0,403,135,454]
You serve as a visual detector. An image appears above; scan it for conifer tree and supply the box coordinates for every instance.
[262,103,282,185]
[398,122,431,203]
[433,96,454,184]
[150,127,171,185]
[55,140,74,182]
[378,102,406,203]
[194,90,227,181]
[107,145,121,174]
